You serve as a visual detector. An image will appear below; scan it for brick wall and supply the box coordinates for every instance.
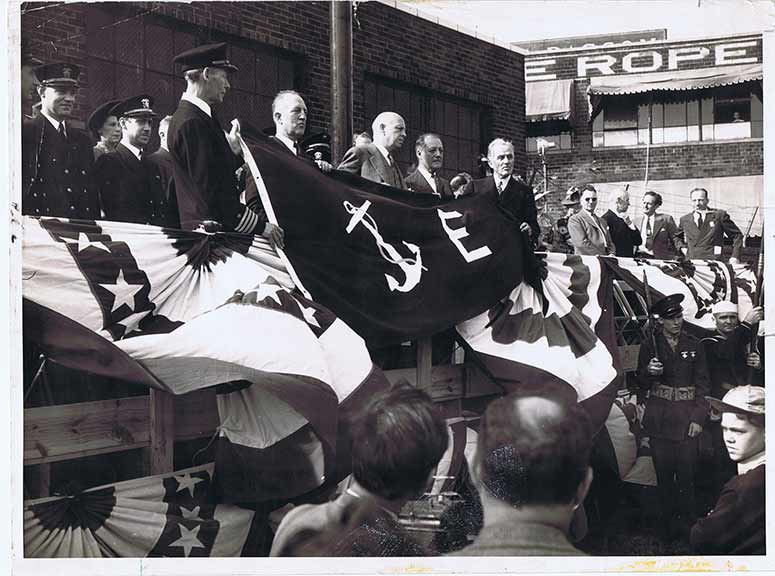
[21,1,527,173]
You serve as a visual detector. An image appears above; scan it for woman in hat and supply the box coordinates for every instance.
[88,99,123,161]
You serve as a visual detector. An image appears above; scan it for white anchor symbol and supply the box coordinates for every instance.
[344,200,426,293]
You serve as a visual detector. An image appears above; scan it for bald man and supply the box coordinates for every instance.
[337,111,407,189]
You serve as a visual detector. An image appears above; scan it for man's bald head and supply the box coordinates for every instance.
[475,390,593,507]
[371,111,406,152]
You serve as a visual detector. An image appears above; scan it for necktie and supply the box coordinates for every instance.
[293,142,301,156]
[645,217,653,249]
[58,122,67,140]
[496,179,504,195]
[430,171,439,193]
[697,213,704,229]
[387,153,401,186]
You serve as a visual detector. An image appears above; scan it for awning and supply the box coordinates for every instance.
[587,63,762,118]
[526,78,575,122]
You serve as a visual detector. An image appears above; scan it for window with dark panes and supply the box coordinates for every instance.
[85,4,298,151]
[592,84,762,147]
[363,75,486,179]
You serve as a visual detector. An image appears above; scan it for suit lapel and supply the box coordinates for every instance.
[367,145,392,185]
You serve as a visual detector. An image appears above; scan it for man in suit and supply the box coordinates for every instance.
[451,389,593,556]
[637,294,709,541]
[601,188,641,257]
[167,43,283,246]
[679,187,742,263]
[634,191,685,260]
[463,138,540,243]
[405,133,453,199]
[92,95,171,227]
[567,185,615,256]
[337,111,407,188]
[269,90,332,172]
[22,62,99,219]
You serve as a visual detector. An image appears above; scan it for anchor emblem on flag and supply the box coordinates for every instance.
[343,200,426,293]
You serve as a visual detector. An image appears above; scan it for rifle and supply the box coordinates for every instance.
[643,270,659,361]
[748,246,764,384]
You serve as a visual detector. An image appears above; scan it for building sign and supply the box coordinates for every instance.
[525,39,761,81]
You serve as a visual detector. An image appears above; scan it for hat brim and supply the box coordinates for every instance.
[41,79,79,88]
[121,111,159,118]
[561,200,579,206]
[706,396,762,415]
[534,191,549,201]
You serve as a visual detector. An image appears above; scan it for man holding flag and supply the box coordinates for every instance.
[167,42,283,247]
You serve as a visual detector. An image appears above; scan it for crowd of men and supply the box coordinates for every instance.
[535,184,746,263]
[20,40,765,557]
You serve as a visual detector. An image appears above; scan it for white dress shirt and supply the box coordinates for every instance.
[275,132,298,155]
[417,164,437,193]
[121,139,143,161]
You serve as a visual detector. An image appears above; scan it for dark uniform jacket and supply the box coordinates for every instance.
[690,464,765,555]
[703,324,764,397]
[92,143,170,226]
[637,329,710,440]
[22,115,98,219]
[144,147,179,228]
[405,169,453,199]
[679,209,743,261]
[602,209,642,257]
[465,176,540,242]
[168,100,255,231]
[144,148,174,199]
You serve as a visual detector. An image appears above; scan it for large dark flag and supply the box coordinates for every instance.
[242,133,529,346]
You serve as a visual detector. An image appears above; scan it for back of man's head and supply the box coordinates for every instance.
[475,390,592,507]
[351,383,448,502]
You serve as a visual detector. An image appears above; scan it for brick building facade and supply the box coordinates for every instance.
[522,33,763,237]
[20,1,527,179]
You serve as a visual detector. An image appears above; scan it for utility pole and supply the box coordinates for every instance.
[330,2,353,164]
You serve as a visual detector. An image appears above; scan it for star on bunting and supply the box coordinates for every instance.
[169,524,205,557]
[99,269,145,314]
[180,505,201,521]
[174,473,205,497]
[300,304,321,328]
[252,283,284,305]
[70,232,109,254]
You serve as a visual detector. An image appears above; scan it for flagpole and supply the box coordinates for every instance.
[239,136,313,301]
